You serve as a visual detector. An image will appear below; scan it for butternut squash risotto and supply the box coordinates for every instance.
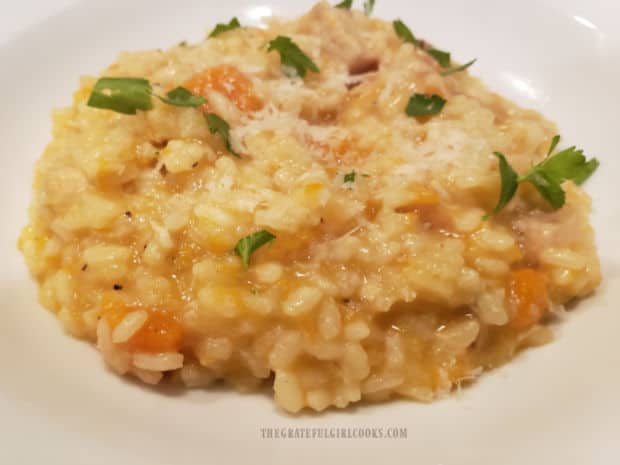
[19,2,601,412]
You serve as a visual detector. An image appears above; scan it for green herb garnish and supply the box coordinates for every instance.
[88,78,207,113]
[335,0,353,8]
[486,152,519,218]
[441,59,477,76]
[267,36,320,78]
[546,134,561,157]
[87,78,153,115]
[405,93,446,117]
[523,145,600,208]
[393,19,418,47]
[234,230,276,269]
[427,48,475,75]
[344,171,356,183]
[204,112,239,157]
[569,158,600,185]
[156,86,206,107]
[209,17,241,38]
[364,0,375,16]
[487,136,599,216]
[391,20,474,75]
[426,48,451,67]
[87,78,240,157]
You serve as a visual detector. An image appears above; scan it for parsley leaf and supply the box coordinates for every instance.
[547,134,561,157]
[156,86,206,107]
[521,144,600,206]
[529,146,593,183]
[204,112,239,157]
[87,78,153,115]
[426,48,451,68]
[234,230,276,269]
[524,171,565,209]
[487,152,519,217]
[405,93,446,117]
[267,36,319,78]
[344,171,356,183]
[89,78,207,113]
[335,0,353,8]
[393,19,419,47]
[441,59,477,76]
[208,17,241,38]
[488,136,599,216]
[364,0,375,16]
[428,49,476,75]
[571,158,600,185]
[391,20,475,75]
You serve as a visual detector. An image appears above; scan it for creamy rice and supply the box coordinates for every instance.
[18,2,600,412]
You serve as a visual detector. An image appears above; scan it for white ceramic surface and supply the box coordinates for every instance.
[1,1,619,464]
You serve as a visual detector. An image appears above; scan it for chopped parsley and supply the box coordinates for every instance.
[427,47,475,75]
[335,0,353,8]
[156,86,206,107]
[546,134,561,157]
[87,78,153,115]
[486,152,519,217]
[487,136,600,216]
[88,78,205,114]
[208,17,241,38]
[391,19,475,75]
[441,59,477,76]
[393,19,418,47]
[344,171,356,183]
[364,0,376,16]
[204,112,239,157]
[426,48,451,67]
[87,79,242,157]
[234,230,276,269]
[267,36,320,78]
[405,93,446,117]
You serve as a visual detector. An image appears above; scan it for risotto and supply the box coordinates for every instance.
[18,1,601,412]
